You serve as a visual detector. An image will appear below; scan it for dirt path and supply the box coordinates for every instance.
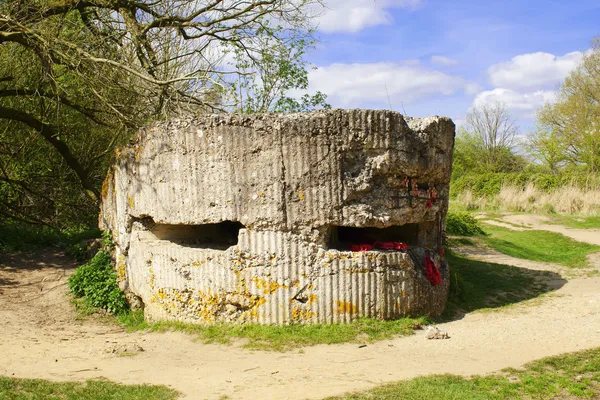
[2,229,600,399]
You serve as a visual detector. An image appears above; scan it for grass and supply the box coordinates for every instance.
[325,347,600,399]
[545,214,600,229]
[442,251,558,318]
[114,311,427,352]
[481,224,600,268]
[0,377,178,400]
[446,237,476,247]
[74,298,427,352]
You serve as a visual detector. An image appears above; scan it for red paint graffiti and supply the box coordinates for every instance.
[424,254,443,286]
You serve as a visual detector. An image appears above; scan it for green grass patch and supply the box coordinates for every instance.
[0,376,178,400]
[482,224,600,268]
[326,347,600,399]
[446,237,476,247]
[443,251,557,318]
[116,310,150,331]
[545,214,600,229]
[131,316,427,352]
[75,305,426,352]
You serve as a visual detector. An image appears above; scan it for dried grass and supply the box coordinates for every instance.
[455,184,600,215]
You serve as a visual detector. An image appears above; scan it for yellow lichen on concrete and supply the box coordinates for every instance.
[135,144,144,161]
[127,196,135,208]
[252,276,282,294]
[336,301,357,314]
[100,171,112,200]
[116,254,127,281]
[291,306,316,321]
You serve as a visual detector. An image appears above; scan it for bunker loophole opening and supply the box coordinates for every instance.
[327,224,419,251]
[149,221,244,249]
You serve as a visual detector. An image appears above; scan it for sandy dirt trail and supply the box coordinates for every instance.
[1,219,600,400]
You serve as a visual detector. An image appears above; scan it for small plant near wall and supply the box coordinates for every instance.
[68,248,128,315]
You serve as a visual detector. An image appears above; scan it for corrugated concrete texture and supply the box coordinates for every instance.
[101,109,455,324]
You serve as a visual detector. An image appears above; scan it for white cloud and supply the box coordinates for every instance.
[431,55,459,67]
[315,0,421,33]
[472,88,556,119]
[305,62,476,107]
[468,49,585,121]
[488,51,583,91]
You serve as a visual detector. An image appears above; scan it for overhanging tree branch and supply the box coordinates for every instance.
[0,106,100,202]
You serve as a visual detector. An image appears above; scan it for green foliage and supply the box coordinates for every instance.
[326,347,600,399]
[445,212,485,236]
[68,250,128,314]
[0,376,179,400]
[481,224,600,268]
[228,30,330,113]
[0,221,100,253]
[525,127,570,173]
[1,0,327,229]
[537,37,600,173]
[452,128,525,181]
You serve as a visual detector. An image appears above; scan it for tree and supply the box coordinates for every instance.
[524,127,569,174]
[0,0,327,228]
[537,37,600,173]
[227,33,330,113]
[461,102,522,173]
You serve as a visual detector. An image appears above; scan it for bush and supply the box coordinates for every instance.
[68,250,128,314]
[446,212,485,236]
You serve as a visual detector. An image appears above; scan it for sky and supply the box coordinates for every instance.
[304,0,600,130]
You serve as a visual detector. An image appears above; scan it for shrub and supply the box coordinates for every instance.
[445,212,485,236]
[68,250,128,314]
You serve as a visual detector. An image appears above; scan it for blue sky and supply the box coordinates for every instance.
[305,0,600,130]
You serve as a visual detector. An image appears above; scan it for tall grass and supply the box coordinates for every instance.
[455,184,600,215]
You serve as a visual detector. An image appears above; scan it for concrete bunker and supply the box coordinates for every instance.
[101,109,455,324]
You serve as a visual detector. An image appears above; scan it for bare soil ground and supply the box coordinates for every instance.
[2,218,600,400]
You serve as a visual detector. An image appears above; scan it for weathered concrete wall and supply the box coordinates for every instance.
[100,109,455,324]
